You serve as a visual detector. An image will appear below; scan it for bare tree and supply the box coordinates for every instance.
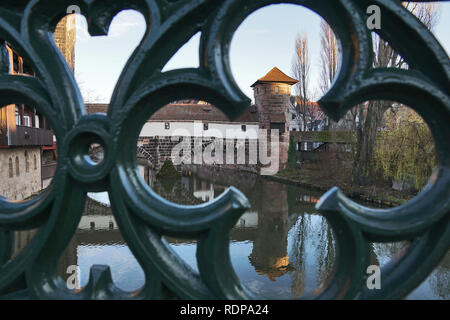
[291,33,312,131]
[319,20,339,97]
[405,2,440,31]
[75,72,107,103]
[372,3,439,70]
[319,3,440,185]
[318,20,347,134]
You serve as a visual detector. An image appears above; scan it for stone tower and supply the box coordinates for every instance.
[53,15,76,72]
[252,67,298,171]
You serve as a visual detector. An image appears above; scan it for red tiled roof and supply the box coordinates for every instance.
[85,103,108,114]
[291,97,325,121]
[85,103,259,123]
[149,103,259,123]
[251,67,298,87]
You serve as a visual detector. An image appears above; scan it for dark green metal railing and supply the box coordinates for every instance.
[0,0,448,299]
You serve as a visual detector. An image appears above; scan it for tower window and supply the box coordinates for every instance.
[165,122,170,130]
[270,122,285,134]
[204,123,209,131]
[241,125,246,132]
[275,86,279,93]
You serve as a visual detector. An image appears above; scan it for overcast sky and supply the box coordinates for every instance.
[74,3,450,104]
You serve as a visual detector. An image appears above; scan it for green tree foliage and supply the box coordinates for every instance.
[156,160,180,179]
[373,107,435,190]
[288,134,297,168]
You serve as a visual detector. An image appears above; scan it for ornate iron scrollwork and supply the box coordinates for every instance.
[0,0,448,299]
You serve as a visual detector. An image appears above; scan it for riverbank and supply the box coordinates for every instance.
[177,164,413,207]
[269,167,413,207]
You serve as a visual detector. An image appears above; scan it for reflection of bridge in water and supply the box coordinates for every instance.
[78,195,260,244]
[11,168,336,295]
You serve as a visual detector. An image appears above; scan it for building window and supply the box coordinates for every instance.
[275,86,279,93]
[165,122,170,130]
[9,158,13,178]
[15,106,21,126]
[34,154,37,170]
[25,151,29,173]
[241,125,246,132]
[204,123,209,131]
[23,115,31,127]
[292,114,296,120]
[15,156,20,176]
[13,52,19,73]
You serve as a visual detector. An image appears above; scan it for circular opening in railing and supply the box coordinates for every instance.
[307,101,436,208]
[134,97,344,297]
[230,4,340,103]
[136,98,260,270]
[68,131,107,169]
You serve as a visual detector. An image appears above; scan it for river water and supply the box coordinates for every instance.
[14,166,449,299]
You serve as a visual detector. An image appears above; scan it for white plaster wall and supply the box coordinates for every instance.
[140,121,260,140]
[79,215,118,230]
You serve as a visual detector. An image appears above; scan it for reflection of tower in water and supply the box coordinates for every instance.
[249,180,292,281]
[249,181,339,298]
